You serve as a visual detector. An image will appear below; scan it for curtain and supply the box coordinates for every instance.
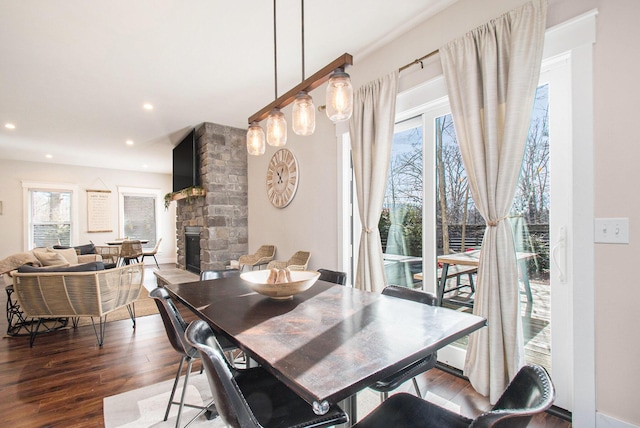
[440,0,547,403]
[349,71,399,292]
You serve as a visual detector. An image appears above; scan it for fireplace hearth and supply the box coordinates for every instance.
[185,226,201,274]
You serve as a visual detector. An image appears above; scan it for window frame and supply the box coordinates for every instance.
[117,186,162,245]
[22,181,79,250]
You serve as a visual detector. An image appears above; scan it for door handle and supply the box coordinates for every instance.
[551,225,566,284]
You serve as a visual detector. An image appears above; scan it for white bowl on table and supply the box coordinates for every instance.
[240,270,320,300]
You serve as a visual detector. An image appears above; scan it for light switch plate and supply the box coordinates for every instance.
[594,218,629,244]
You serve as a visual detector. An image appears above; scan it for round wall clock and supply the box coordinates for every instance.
[266,148,299,208]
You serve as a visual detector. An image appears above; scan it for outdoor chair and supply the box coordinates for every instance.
[266,250,311,271]
[140,237,162,269]
[355,364,555,428]
[238,245,276,271]
[369,285,438,401]
[185,319,348,428]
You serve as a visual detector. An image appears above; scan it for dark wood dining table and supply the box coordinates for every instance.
[165,276,486,425]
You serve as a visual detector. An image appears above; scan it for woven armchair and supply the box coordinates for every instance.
[12,263,144,346]
[266,251,311,271]
[238,245,276,271]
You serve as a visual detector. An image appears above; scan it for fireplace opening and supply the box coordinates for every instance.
[185,226,201,274]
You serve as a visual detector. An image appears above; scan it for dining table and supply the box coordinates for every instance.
[164,276,486,426]
[105,239,149,245]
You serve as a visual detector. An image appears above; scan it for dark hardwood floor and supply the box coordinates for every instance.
[0,265,571,427]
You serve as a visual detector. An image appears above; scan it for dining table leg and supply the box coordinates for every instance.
[337,395,357,427]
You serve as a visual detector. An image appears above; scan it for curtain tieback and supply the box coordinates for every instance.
[486,216,507,227]
[362,227,373,233]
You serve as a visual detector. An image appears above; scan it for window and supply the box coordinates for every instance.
[118,187,161,248]
[23,182,79,249]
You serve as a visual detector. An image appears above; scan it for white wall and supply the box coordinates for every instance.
[0,159,176,265]
[247,103,342,271]
[248,0,640,426]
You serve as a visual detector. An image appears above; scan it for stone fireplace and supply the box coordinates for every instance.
[175,122,248,272]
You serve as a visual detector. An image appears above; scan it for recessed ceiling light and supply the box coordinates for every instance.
[142,164,148,168]
[5,123,15,129]
[143,103,154,110]
[45,154,53,159]
[126,140,134,146]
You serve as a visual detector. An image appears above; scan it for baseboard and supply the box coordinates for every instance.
[597,413,639,428]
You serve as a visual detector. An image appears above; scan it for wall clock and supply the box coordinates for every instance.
[266,148,299,208]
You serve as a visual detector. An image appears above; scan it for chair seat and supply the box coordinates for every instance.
[370,353,436,392]
[354,393,472,428]
[234,367,347,428]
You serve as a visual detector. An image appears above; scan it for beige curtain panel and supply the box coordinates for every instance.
[349,70,399,292]
[440,0,547,403]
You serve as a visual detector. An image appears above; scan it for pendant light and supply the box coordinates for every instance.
[266,108,287,146]
[325,67,353,122]
[292,0,315,136]
[266,0,287,147]
[246,121,265,155]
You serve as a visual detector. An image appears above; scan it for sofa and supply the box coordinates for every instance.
[0,245,104,279]
[11,262,144,347]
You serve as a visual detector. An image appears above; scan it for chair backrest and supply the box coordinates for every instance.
[200,269,241,281]
[185,320,261,427]
[146,237,162,253]
[381,285,437,306]
[317,268,347,285]
[120,240,143,258]
[471,364,555,428]
[149,287,198,359]
[256,245,276,258]
[289,251,311,268]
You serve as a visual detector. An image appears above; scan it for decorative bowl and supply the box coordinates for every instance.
[241,270,320,300]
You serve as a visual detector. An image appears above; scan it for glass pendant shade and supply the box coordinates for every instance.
[246,122,266,156]
[325,68,353,122]
[292,92,315,136]
[266,108,287,146]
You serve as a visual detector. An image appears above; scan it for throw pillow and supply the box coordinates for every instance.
[0,252,41,275]
[34,251,69,266]
[47,247,79,265]
[53,243,97,255]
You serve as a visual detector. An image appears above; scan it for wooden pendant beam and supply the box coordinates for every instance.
[248,53,353,124]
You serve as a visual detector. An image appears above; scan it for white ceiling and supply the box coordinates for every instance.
[0,0,454,174]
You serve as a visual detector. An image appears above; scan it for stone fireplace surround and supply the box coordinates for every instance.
[175,122,248,273]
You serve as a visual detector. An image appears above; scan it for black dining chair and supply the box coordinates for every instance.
[317,268,347,285]
[355,363,555,427]
[150,287,236,427]
[185,319,348,428]
[199,269,241,280]
[369,285,438,401]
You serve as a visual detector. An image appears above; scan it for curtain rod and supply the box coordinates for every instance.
[399,48,439,72]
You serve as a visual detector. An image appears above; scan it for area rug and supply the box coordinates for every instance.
[104,372,383,427]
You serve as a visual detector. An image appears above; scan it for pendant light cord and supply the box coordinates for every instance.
[301,0,305,81]
[273,0,278,99]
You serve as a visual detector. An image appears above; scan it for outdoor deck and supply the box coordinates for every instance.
[384,258,551,371]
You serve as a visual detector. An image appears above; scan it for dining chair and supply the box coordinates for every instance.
[141,237,162,269]
[119,240,143,266]
[199,269,241,280]
[354,364,555,428]
[317,268,347,285]
[369,285,438,402]
[150,288,236,427]
[266,250,311,271]
[185,319,348,428]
